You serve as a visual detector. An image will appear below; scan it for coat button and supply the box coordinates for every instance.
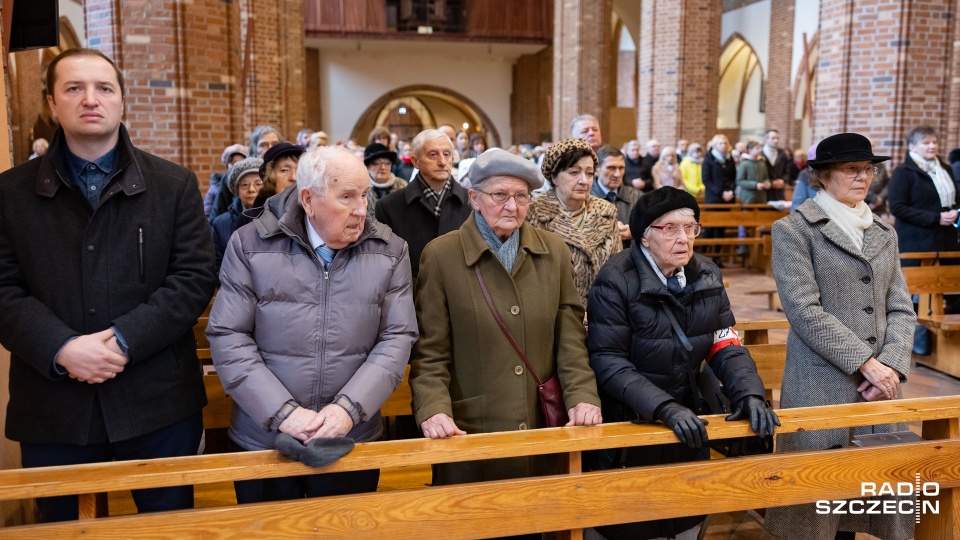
[864,307,874,314]
[88,308,96,315]
[867,336,877,344]
[514,365,524,375]
[87,245,95,252]
[861,276,871,284]
[510,305,520,315]
[518,423,528,430]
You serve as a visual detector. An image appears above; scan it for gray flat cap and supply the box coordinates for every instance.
[468,148,545,190]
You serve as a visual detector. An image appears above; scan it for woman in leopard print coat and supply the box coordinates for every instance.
[528,139,622,308]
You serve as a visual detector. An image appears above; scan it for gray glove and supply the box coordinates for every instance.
[725,395,780,437]
[656,401,709,449]
[275,432,355,468]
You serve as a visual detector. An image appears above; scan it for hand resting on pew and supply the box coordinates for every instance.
[421,413,467,439]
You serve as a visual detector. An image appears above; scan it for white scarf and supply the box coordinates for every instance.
[814,190,873,251]
[909,151,956,208]
[370,174,397,190]
[711,148,727,163]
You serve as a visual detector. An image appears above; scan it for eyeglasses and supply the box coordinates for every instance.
[838,165,878,179]
[648,223,702,238]
[238,179,264,190]
[476,190,531,206]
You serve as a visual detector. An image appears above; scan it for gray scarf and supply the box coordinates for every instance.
[475,211,520,272]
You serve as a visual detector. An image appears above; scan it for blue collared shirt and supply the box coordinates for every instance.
[595,181,615,197]
[66,145,117,208]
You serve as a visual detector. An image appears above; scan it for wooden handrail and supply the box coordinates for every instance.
[2,396,959,502]
[735,319,789,331]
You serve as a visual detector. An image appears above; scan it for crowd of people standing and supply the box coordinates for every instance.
[6,48,960,540]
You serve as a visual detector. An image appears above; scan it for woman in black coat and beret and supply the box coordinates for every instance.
[584,188,778,540]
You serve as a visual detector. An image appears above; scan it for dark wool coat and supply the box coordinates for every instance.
[410,215,600,484]
[586,245,766,540]
[888,153,960,256]
[765,199,915,540]
[374,175,471,278]
[0,126,216,445]
[761,146,792,200]
[702,150,737,203]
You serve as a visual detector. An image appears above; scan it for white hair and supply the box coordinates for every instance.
[569,114,598,136]
[296,145,354,196]
[642,207,696,239]
[411,129,453,157]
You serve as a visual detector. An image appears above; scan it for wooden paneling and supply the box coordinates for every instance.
[304,0,386,33]
[466,0,552,39]
[304,0,549,41]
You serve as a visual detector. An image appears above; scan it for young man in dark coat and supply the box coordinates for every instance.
[760,129,791,201]
[0,49,216,522]
[375,129,471,278]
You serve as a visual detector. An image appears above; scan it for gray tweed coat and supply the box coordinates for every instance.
[764,199,916,540]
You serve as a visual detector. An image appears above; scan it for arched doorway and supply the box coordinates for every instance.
[351,85,501,148]
[717,33,765,142]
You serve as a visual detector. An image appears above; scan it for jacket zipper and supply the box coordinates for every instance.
[138,226,145,284]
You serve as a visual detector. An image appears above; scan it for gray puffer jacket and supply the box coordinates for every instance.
[207,188,418,451]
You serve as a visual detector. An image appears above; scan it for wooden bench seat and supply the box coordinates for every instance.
[1,397,958,539]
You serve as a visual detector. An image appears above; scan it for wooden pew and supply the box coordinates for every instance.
[736,318,790,345]
[697,208,785,271]
[903,265,960,378]
[200,345,785,432]
[0,397,957,538]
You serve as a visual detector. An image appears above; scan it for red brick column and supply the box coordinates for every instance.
[552,0,612,141]
[766,0,796,150]
[636,0,721,147]
[814,0,957,166]
[84,0,306,188]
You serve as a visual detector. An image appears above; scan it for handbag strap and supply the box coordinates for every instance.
[474,265,544,385]
[658,300,693,352]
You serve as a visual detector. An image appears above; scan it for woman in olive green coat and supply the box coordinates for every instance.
[410,149,602,485]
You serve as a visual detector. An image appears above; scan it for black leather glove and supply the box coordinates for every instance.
[656,401,709,449]
[725,395,780,437]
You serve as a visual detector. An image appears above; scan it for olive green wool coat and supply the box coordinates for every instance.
[410,214,600,482]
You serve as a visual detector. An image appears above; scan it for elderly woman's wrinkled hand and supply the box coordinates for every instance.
[565,403,602,427]
[857,380,889,402]
[858,357,900,400]
[421,413,467,439]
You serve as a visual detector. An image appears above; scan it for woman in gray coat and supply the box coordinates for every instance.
[765,133,916,540]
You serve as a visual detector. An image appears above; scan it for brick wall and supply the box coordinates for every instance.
[637,0,721,147]
[766,0,795,150]
[552,0,612,141]
[512,46,553,144]
[813,0,956,166]
[84,0,306,189]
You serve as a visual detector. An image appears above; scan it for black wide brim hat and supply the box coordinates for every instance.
[807,132,890,167]
[363,143,397,166]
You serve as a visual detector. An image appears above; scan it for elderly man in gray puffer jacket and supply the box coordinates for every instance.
[207,145,418,504]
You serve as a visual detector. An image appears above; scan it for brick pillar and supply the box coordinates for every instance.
[814,0,956,166]
[240,0,307,142]
[513,46,553,144]
[766,0,796,150]
[552,0,612,141]
[636,0,721,147]
[83,0,306,188]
